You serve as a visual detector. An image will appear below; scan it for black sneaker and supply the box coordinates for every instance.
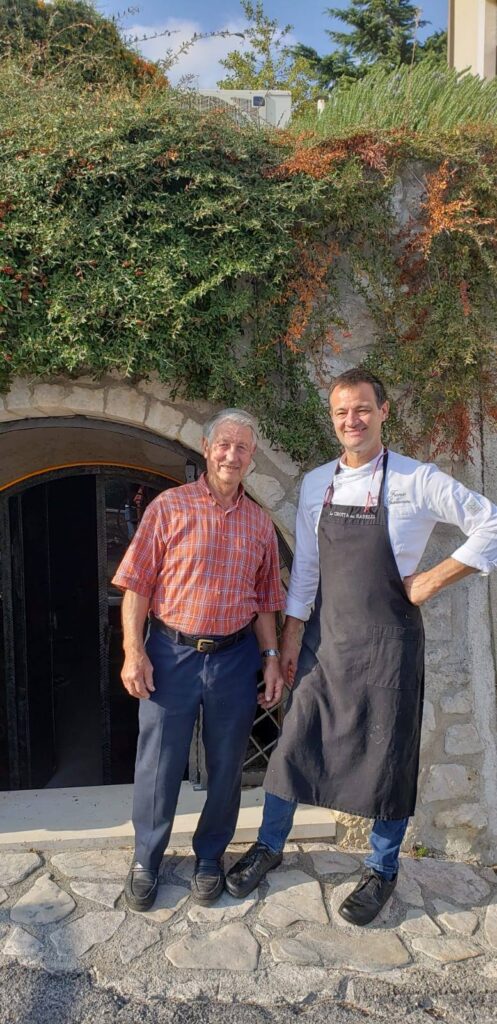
[225,842,282,899]
[124,861,158,912]
[190,860,225,905]
[338,869,397,926]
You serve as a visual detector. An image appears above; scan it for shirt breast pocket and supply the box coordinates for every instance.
[387,502,415,520]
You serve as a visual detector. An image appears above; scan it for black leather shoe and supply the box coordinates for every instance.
[338,869,397,926]
[225,842,283,899]
[124,862,158,912]
[190,860,224,905]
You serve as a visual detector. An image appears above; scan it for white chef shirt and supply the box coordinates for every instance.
[286,449,497,622]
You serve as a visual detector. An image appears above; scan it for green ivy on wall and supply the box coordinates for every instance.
[1,60,496,465]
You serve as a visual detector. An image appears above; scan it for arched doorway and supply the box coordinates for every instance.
[0,418,292,793]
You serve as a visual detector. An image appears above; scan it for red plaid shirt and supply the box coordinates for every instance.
[112,473,285,634]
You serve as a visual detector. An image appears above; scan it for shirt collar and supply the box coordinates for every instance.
[198,472,245,508]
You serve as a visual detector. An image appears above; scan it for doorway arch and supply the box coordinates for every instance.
[0,417,292,792]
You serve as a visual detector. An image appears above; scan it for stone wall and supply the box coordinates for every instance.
[1,358,496,864]
[0,376,299,546]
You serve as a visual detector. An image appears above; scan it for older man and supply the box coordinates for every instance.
[226,368,497,925]
[113,409,285,912]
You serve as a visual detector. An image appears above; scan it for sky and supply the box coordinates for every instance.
[97,1,449,87]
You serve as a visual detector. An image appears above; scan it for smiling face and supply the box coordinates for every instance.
[330,382,389,467]
[202,419,256,501]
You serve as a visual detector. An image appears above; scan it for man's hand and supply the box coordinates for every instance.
[403,558,477,607]
[121,649,155,700]
[280,633,301,688]
[279,615,304,688]
[402,572,432,606]
[258,658,285,709]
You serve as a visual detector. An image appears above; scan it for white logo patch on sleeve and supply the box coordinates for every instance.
[464,494,483,517]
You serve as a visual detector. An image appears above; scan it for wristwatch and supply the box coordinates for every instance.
[261,648,280,658]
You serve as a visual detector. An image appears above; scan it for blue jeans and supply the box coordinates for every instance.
[133,627,260,870]
[259,793,408,880]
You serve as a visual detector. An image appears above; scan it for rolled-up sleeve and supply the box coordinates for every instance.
[286,474,321,620]
[111,499,166,598]
[422,466,497,574]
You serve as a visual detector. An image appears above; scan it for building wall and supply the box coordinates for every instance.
[449,0,497,79]
[0,376,300,545]
[1,368,497,862]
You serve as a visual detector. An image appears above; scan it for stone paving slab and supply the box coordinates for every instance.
[308,848,360,876]
[399,908,441,938]
[2,842,497,1007]
[50,911,125,958]
[484,897,497,949]
[117,915,161,964]
[411,936,483,964]
[51,850,130,880]
[259,868,328,929]
[131,885,189,924]
[165,922,260,972]
[10,873,75,925]
[271,927,412,972]
[432,900,478,935]
[0,851,42,887]
[396,867,424,908]
[69,880,124,908]
[216,963,341,1005]
[0,889,7,905]
[4,925,44,965]
[402,857,490,905]
[187,890,258,924]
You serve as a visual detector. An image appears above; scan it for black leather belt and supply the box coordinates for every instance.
[149,613,253,653]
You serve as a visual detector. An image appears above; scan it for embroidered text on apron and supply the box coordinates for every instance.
[265,450,425,819]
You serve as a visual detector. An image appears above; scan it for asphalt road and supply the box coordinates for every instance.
[2,963,497,1024]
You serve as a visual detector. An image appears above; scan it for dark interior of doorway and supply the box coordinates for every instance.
[40,473,169,788]
[45,475,101,787]
[1,456,292,792]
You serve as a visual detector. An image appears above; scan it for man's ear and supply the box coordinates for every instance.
[381,401,390,422]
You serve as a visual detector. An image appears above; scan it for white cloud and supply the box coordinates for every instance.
[126,17,247,88]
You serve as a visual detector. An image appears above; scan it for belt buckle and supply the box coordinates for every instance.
[196,638,216,653]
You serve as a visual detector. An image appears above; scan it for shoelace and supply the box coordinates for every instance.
[357,871,382,893]
[243,844,267,868]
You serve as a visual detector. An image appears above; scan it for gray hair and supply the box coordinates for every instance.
[202,408,258,446]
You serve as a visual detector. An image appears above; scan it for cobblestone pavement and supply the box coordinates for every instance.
[1,842,497,1018]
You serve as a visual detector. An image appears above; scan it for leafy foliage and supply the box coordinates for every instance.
[296,0,446,93]
[289,64,497,459]
[217,0,317,111]
[297,62,497,136]
[1,52,496,465]
[326,0,427,68]
[0,63,334,463]
[0,0,167,88]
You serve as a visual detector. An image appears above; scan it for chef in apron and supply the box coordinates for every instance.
[226,367,497,925]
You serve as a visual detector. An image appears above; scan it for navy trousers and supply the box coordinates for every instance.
[132,625,260,871]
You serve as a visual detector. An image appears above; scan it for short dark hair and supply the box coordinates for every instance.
[329,367,388,408]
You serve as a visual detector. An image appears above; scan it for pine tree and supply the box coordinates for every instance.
[289,43,360,93]
[292,1,447,94]
[326,0,426,67]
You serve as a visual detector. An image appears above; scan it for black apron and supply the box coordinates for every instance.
[265,451,425,820]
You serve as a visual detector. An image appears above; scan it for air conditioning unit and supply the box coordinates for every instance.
[198,90,292,128]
